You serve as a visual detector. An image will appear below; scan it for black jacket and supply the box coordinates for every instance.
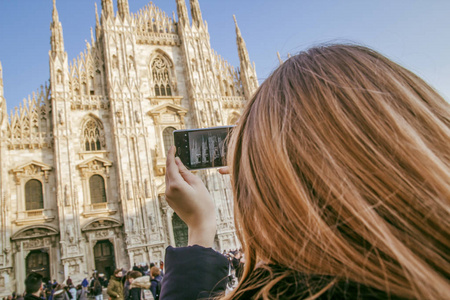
[24,294,43,300]
[128,288,141,300]
[160,245,408,300]
[160,245,228,299]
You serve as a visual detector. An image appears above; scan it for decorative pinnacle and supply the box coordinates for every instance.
[0,61,3,91]
[190,0,203,27]
[52,0,59,23]
[277,52,283,65]
[95,3,100,27]
[233,15,240,36]
[176,0,189,25]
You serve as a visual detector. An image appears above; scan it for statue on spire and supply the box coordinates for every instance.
[0,61,6,125]
[233,15,258,99]
[190,0,203,27]
[117,0,130,20]
[101,0,114,20]
[50,0,65,54]
[176,0,190,26]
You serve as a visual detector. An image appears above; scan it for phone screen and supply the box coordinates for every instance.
[174,126,234,170]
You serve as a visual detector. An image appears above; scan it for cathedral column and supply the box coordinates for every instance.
[14,242,25,295]
[218,237,224,251]
[86,236,96,274]
[165,209,175,246]
[15,181,24,213]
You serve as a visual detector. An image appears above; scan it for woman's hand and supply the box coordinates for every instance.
[165,146,216,247]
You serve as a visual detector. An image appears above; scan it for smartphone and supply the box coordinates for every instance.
[173,126,235,170]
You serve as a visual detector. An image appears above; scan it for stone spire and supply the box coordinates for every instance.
[277,51,283,65]
[190,0,203,27]
[50,0,65,54]
[101,0,114,20]
[117,0,130,20]
[233,15,258,99]
[0,61,6,124]
[0,61,3,99]
[176,0,189,26]
[95,3,100,28]
[234,15,250,69]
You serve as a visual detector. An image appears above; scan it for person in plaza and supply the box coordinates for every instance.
[81,278,89,293]
[123,272,132,300]
[68,285,76,300]
[230,251,244,282]
[149,267,162,300]
[97,274,106,288]
[44,281,53,300]
[161,44,450,299]
[128,271,152,300]
[65,278,72,288]
[75,285,86,300]
[24,273,44,300]
[91,276,103,300]
[52,285,69,300]
[106,269,124,300]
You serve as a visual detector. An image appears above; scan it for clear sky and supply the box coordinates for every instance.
[0,0,449,113]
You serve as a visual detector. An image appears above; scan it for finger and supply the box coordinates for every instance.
[218,166,230,175]
[166,145,181,182]
[175,157,198,185]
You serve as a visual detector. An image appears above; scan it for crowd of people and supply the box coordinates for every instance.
[5,250,247,300]
[9,261,170,300]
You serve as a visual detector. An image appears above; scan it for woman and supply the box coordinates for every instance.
[52,286,69,300]
[106,270,124,300]
[162,44,450,299]
[128,271,151,300]
[91,276,103,300]
[149,267,162,300]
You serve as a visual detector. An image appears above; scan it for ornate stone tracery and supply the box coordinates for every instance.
[12,161,52,185]
[81,117,106,152]
[77,157,112,179]
[149,51,177,96]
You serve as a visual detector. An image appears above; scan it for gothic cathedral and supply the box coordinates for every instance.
[0,0,258,294]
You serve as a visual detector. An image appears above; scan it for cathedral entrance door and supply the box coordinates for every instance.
[172,213,188,247]
[94,240,115,279]
[26,250,50,283]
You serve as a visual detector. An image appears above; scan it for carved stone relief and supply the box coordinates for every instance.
[12,161,52,185]
[82,219,121,232]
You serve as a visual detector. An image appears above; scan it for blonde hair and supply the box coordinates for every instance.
[150,266,160,277]
[226,44,450,299]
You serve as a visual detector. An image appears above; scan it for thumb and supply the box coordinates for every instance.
[175,157,198,185]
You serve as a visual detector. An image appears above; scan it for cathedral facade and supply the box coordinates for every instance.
[0,0,258,294]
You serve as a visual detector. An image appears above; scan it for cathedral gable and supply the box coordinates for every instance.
[149,102,187,124]
[12,161,52,184]
[81,218,121,232]
[77,157,112,177]
[11,225,58,241]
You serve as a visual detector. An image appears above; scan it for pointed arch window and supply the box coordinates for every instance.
[25,179,44,210]
[151,57,172,96]
[163,127,176,154]
[89,175,107,203]
[83,118,104,151]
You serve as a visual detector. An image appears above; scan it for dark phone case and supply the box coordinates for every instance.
[173,126,234,170]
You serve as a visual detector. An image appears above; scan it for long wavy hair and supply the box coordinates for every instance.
[225,44,450,299]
